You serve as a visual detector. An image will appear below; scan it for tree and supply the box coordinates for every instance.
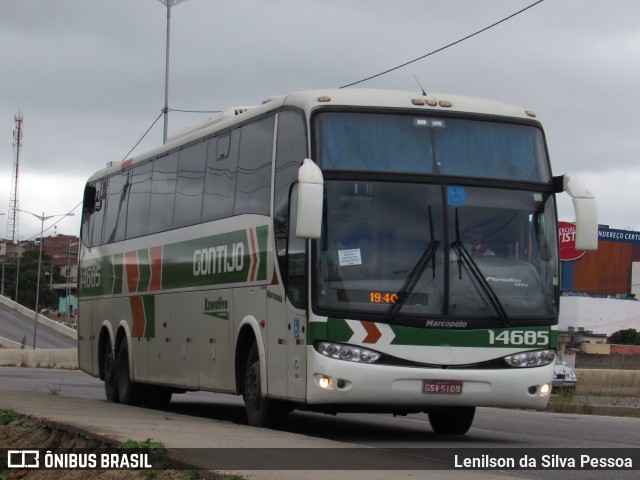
[2,249,64,311]
[607,328,640,345]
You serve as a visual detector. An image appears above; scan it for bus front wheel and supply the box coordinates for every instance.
[427,406,475,435]
[243,341,287,428]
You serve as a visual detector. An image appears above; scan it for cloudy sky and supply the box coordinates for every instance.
[1,0,638,240]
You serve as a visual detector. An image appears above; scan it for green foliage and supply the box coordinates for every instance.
[2,249,65,310]
[119,438,167,452]
[0,410,17,425]
[608,328,640,345]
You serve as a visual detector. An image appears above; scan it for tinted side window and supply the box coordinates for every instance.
[234,116,274,216]
[90,181,106,247]
[126,162,152,238]
[173,141,207,228]
[202,130,239,222]
[274,110,307,285]
[81,181,106,247]
[103,171,129,244]
[148,152,178,234]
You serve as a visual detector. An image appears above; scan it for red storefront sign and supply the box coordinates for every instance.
[558,221,585,261]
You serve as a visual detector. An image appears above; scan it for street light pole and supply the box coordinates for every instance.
[17,209,74,349]
[0,212,6,296]
[157,0,188,144]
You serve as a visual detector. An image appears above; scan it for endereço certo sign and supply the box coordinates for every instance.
[558,221,585,261]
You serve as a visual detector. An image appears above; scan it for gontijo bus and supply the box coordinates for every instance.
[78,89,597,434]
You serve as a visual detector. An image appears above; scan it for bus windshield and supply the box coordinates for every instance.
[315,112,550,182]
[313,183,559,323]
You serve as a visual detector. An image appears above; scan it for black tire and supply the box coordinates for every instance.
[103,339,119,403]
[243,341,288,428]
[116,340,140,406]
[428,406,475,435]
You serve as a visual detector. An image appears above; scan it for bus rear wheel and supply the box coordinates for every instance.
[103,339,119,403]
[243,341,287,428]
[427,406,475,435]
[116,340,140,406]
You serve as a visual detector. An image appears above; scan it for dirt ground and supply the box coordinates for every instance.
[0,413,228,480]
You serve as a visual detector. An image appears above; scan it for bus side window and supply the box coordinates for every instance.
[274,110,308,307]
[287,185,307,309]
[234,116,275,216]
[103,171,129,244]
[148,152,178,234]
[90,181,106,247]
[173,141,207,228]
[126,162,153,239]
[203,131,239,222]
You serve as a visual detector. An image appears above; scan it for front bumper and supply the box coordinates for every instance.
[306,347,554,411]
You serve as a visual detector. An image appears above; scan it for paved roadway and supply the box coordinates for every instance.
[0,367,638,480]
[0,302,75,349]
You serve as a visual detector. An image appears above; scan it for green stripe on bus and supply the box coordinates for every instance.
[327,318,355,343]
[321,318,554,349]
[256,225,268,282]
[112,253,123,295]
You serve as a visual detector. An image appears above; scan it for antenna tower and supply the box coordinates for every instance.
[7,113,22,243]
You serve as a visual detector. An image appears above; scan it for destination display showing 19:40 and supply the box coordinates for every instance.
[369,292,399,304]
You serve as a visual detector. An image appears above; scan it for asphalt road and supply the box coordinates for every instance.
[0,302,76,349]
[0,367,637,479]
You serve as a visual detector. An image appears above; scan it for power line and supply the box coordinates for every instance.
[122,111,165,162]
[21,201,83,243]
[339,0,545,89]
[169,108,222,114]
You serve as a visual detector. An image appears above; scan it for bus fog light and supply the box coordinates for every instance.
[315,374,333,389]
[539,383,551,396]
[504,350,555,368]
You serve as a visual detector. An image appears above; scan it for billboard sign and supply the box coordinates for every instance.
[559,221,585,261]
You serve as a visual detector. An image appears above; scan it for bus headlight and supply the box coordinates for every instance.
[316,342,382,364]
[504,349,555,368]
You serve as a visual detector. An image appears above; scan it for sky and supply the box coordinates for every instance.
[1,0,639,241]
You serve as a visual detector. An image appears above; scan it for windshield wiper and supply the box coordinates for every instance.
[387,206,440,321]
[386,239,440,321]
[451,209,510,326]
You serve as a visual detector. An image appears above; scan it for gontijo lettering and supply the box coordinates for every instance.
[193,243,244,276]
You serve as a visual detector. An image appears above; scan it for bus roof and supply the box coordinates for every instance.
[87,88,539,183]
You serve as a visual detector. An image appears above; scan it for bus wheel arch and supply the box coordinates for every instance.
[235,321,288,428]
[235,322,262,396]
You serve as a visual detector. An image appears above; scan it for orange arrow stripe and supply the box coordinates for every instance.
[361,321,382,344]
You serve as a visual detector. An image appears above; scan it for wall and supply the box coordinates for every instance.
[581,344,610,355]
[576,353,640,370]
[561,226,640,296]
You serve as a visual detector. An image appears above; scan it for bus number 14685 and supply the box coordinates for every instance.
[488,330,549,346]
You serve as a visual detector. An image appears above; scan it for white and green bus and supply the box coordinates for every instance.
[78,89,597,434]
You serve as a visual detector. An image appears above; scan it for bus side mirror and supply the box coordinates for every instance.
[296,159,324,239]
[556,174,598,251]
[83,185,96,215]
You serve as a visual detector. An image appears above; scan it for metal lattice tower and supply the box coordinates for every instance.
[7,112,22,243]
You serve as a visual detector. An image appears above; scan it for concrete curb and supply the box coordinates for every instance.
[0,347,78,369]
